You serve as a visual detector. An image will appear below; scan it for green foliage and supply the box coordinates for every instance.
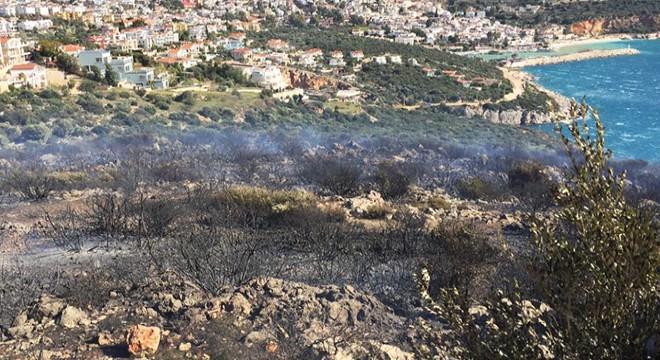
[76,93,106,115]
[530,101,659,358]
[38,18,101,47]
[173,90,196,106]
[483,85,557,113]
[87,66,104,82]
[415,100,659,359]
[104,66,119,87]
[17,124,51,143]
[55,53,81,75]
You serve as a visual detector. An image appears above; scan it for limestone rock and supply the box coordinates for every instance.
[59,306,89,329]
[98,331,113,346]
[37,295,67,318]
[126,325,161,357]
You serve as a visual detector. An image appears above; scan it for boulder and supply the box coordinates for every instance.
[126,325,161,357]
[59,306,89,329]
[37,295,66,318]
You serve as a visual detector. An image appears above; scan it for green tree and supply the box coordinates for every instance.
[530,101,659,358]
[55,53,81,75]
[104,66,119,87]
[87,65,104,82]
[415,100,659,359]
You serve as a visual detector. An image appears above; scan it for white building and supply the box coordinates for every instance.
[0,37,29,67]
[78,49,112,73]
[250,66,287,91]
[8,63,48,89]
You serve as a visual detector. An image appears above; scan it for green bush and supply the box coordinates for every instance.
[415,101,660,359]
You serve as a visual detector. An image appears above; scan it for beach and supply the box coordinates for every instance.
[549,32,659,51]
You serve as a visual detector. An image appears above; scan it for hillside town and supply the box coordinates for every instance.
[0,0,575,96]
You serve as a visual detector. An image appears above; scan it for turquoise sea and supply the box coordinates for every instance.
[524,39,660,162]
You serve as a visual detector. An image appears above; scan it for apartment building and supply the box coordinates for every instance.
[0,37,29,67]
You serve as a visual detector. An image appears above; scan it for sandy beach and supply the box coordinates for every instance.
[549,32,660,50]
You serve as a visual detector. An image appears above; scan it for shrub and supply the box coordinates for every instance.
[198,186,315,228]
[415,101,660,359]
[77,93,105,114]
[455,177,500,200]
[361,203,394,219]
[375,160,420,199]
[16,124,50,143]
[530,102,659,358]
[507,161,556,216]
[299,155,363,196]
[152,224,274,294]
[4,167,56,201]
[173,90,196,106]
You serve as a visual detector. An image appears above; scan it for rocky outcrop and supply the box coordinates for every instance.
[459,106,554,125]
[570,15,660,35]
[0,277,416,360]
[288,70,336,90]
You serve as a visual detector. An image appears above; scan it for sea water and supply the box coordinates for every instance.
[525,39,660,162]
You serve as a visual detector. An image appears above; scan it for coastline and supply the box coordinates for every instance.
[549,32,660,51]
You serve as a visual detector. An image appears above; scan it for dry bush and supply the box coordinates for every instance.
[424,220,500,300]
[194,185,315,228]
[299,155,363,196]
[361,203,394,220]
[455,177,502,201]
[506,161,556,216]
[85,193,132,236]
[42,206,86,251]
[155,225,273,294]
[375,160,421,199]
[138,197,185,237]
[4,166,56,201]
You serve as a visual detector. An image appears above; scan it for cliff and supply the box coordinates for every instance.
[288,70,336,90]
[460,106,555,125]
[571,15,660,35]
[459,86,572,126]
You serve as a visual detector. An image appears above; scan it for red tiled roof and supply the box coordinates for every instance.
[11,63,38,71]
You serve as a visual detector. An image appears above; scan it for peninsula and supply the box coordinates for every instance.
[512,48,641,67]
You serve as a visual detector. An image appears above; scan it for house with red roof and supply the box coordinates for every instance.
[231,48,252,61]
[59,44,85,57]
[8,62,47,88]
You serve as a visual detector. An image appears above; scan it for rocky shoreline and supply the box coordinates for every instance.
[512,48,640,67]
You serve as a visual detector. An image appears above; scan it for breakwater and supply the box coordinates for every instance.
[511,48,640,67]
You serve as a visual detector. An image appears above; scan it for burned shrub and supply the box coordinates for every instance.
[456,177,501,201]
[138,197,184,237]
[85,193,132,236]
[299,155,363,196]
[424,220,499,300]
[156,225,272,294]
[4,166,56,201]
[507,161,556,216]
[42,207,86,251]
[375,160,421,199]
